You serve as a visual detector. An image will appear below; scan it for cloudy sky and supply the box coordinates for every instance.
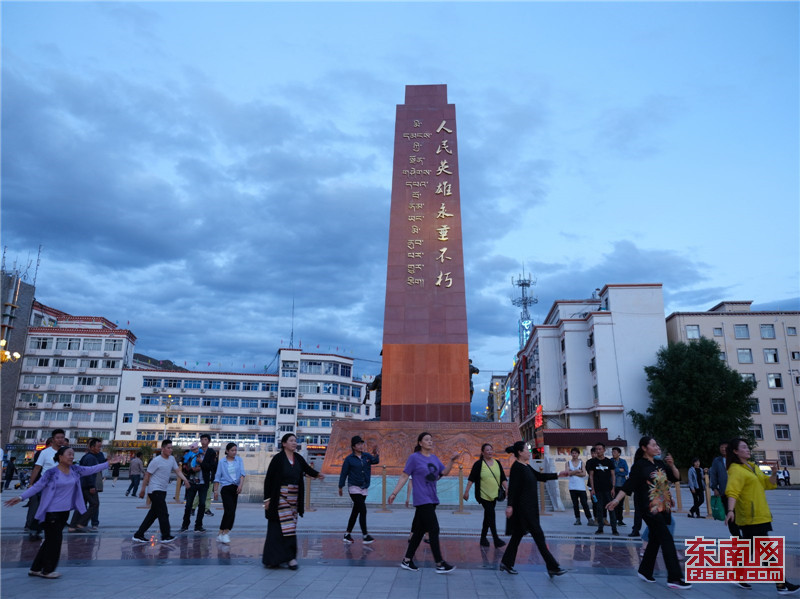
[3,1,798,416]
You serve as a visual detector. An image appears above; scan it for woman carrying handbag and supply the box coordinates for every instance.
[463,443,507,548]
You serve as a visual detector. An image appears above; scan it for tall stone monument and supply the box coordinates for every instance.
[322,85,520,475]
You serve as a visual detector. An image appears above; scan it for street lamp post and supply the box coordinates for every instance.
[162,395,176,440]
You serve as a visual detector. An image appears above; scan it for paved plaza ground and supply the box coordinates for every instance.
[1,484,798,599]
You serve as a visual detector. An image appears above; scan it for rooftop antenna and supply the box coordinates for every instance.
[32,245,42,287]
[512,264,538,349]
[289,296,295,349]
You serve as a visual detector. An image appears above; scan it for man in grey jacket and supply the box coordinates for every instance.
[709,441,738,536]
[126,452,145,497]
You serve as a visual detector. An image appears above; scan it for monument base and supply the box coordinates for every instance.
[321,419,523,475]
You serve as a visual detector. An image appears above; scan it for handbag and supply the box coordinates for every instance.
[710,495,726,521]
[486,459,506,502]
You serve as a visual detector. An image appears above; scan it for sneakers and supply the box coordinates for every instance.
[737,582,752,589]
[573,518,581,525]
[217,533,231,544]
[160,535,176,543]
[628,531,640,537]
[343,533,354,544]
[132,533,148,543]
[179,527,189,533]
[40,572,62,579]
[666,580,692,590]
[363,534,375,544]
[494,538,506,548]
[479,537,490,547]
[638,572,656,583]
[594,529,604,535]
[617,520,627,526]
[587,519,597,527]
[205,509,214,516]
[435,561,456,574]
[28,570,42,577]
[194,527,207,533]
[611,530,620,536]
[400,558,419,572]
[777,582,800,595]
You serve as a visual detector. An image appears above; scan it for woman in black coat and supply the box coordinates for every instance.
[499,441,568,576]
[262,434,324,570]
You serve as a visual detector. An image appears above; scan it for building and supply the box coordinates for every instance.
[10,301,136,453]
[512,284,667,450]
[666,301,800,472]
[116,348,372,459]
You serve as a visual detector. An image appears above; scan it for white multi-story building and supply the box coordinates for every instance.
[666,302,800,473]
[11,302,136,448]
[513,284,667,448]
[117,348,371,458]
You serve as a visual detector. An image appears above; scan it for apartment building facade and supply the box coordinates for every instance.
[666,301,800,472]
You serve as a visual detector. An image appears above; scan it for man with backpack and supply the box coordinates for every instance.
[180,442,207,533]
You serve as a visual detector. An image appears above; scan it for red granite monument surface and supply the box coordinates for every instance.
[322,85,521,475]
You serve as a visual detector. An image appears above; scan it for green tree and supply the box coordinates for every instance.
[629,337,756,468]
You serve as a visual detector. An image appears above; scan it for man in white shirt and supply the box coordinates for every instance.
[132,439,190,544]
[25,429,66,540]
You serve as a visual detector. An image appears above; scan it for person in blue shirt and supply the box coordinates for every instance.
[611,447,629,526]
[338,435,379,544]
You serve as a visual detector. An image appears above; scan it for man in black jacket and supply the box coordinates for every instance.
[68,438,103,531]
[195,434,218,517]
[587,442,617,536]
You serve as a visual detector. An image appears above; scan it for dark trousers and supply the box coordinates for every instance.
[570,490,593,521]
[690,489,705,517]
[137,490,171,537]
[631,502,643,534]
[31,511,69,574]
[219,484,239,531]
[613,486,625,522]
[639,512,682,581]
[182,483,208,529]
[720,493,740,536]
[25,492,41,532]
[70,488,99,528]
[126,475,141,496]
[594,490,617,532]
[347,493,368,534]
[478,498,500,540]
[405,503,443,563]
[501,517,559,571]
[3,474,14,490]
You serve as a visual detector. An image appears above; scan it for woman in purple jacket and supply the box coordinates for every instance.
[4,446,120,579]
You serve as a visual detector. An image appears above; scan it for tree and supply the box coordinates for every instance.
[629,338,756,468]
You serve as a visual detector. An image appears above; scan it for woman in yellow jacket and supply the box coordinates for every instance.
[725,438,798,595]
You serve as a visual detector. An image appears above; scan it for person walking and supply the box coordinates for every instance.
[4,447,121,579]
[687,457,705,518]
[607,436,690,590]
[3,457,17,492]
[67,437,104,532]
[110,461,121,487]
[725,438,799,594]
[587,442,618,535]
[132,439,190,544]
[710,440,739,536]
[180,442,208,533]
[499,441,569,576]
[611,447,629,525]
[784,467,791,486]
[564,448,595,526]
[213,442,246,544]
[388,432,458,574]
[262,433,325,570]
[194,433,217,517]
[338,435,379,544]
[125,452,144,497]
[463,443,507,548]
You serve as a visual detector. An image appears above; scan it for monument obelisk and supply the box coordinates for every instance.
[322,85,520,475]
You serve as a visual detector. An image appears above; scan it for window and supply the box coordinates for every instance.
[319,435,330,444]
[321,401,335,411]
[102,359,119,369]
[340,365,352,378]
[223,381,240,390]
[179,415,198,424]
[259,417,276,426]
[778,451,795,467]
[686,325,700,339]
[734,325,749,339]
[104,339,123,351]
[258,434,276,444]
[221,398,239,408]
[16,411,41,421]
[792,352,800,360]
[351,386,361,398]
[184,379,201,389]
[281,368,297,378]
[82,339,102,351]
[323,383,339,395]
[54,412,69,421]
[137,431,156,441]
[279,425,294,432]
[50,375,74,385]
[775,424,791,440]
[72,412,91,421]
[25,357,50,367]
[771,398,787,414]
[200,415,219,424]
[713,327,723,337]
[98,376,118,386]
[301,361,323,374]
[299,382,320,394]
[203,380,221,390]
[788,327,797,336]
[23,375,48,385]
[767,374,783,389]
[55,337,80,350]
[751,450,766,462]
[143,378,162,388]
[241,399,258,408]
[262,382,278,392]
[52,358,77,368]
[139,413,158,423]
[81,359,100,368]
[737,349,753,364]
[122,413,133,423]
[77,376,96,386]
[141,396,159,405]
[242,381,259,391]
[279,407,295,415]
[748,399,759,413]
[182,397,201,406]
[760,324,776,339]
[29,337,53,349]
[750,424,763,440]
[164,379,181,388]
[741,373,756,384]
[281,361,298,377]
[96,394,115,404]
[261,399,277,409]
[562,363,567,376]
[763,349,779,364]
[94,412,114,422]
[21,392,44,403]
[202,398,220,407]
[241,417,257,426]
[280,388,296,398]
[719,352,726,361]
